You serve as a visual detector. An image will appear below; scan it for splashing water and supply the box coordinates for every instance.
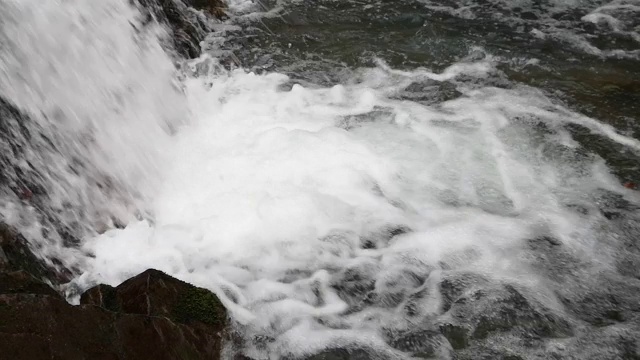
[1,0,639,359]
[0,0,185,265]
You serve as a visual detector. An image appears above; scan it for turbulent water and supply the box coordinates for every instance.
[1,0,640,359]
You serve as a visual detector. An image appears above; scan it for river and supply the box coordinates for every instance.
[0,0,639,359]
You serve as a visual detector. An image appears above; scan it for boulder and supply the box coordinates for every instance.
[81,268,227,330]
[0,268,229,359]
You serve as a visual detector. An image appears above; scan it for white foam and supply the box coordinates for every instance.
[70,54,639,356]
[2,1,639,358]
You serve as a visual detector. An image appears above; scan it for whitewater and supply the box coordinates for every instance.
[1,0,639,359]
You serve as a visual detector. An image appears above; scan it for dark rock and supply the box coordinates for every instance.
[386,329,453,358]
[299,348,373,360]
[383,14,425,28]
[0,97,96,285]
[520,11,538,20]
[467,285,572,340]
[0,223,68,284]
[0,270,58,297]
[438,272,489,312]
[557,275,640,327]
[439,323,469,350]
[0,268,229,359]
[135,0,227,59]
[81,269,228,329]
[80,283,120,312]
[358,225,411,249]
[185,0,227,15]
[437,275,573,354]
[398,80,463,105]
[330,264,377,313]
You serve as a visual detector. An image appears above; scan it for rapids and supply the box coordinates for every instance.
[1,0,639,359]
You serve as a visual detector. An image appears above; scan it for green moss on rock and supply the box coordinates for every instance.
[175,286,227,327]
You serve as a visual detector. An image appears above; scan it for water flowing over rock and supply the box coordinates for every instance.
[136,0,227,59]
[2,0,640,359]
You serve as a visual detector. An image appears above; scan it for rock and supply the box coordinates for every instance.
[386,329,454,359]
[436,273,573,357]
[0,97,86,284]
[439,323,469,350]
[0,268,229,359]
[557,275,640,327]
[81,268,228,329]
[0,223,69,284]
[520,11,538,21]
[184,0,227,13]
[136,0,227,59]
[299,348,373,360]
[0,270,59,297]
[438,272,489,313]
[398,80,463,105]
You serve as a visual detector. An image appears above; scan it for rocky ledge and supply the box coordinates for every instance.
[1,225,228,360]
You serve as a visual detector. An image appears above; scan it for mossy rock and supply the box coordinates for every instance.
[175,286,227,327]
[80,269,229,331]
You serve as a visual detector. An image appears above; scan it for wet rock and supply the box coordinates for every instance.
[359,225,411,249]
[398,80,463,105]
[525,235,587,283]
[520,11,538,21]
[438,272,489,313]
[557,275,640,327]
[185,0,228,19]
[136,0,227,59]
[81,268,228,329]
[439,323,470,350]
[299,348,374,360]
[0,268,229,359]
[437,275,573,354]
[0,223,68,284]
[469,285,572,340]
[380,14,426,28]
[386,329,454,358]
[555,322,640,360]
[0,270,59,297]
[330,264,377,313]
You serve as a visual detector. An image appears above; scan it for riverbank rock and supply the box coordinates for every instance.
[0,266,229,359]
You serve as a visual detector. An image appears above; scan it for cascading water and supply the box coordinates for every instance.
[0,0,186,270]
[1,0,639,359]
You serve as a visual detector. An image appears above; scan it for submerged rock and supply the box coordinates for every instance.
[433,272,575,358]
[298,348,377,360]
[0,267,229,359]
